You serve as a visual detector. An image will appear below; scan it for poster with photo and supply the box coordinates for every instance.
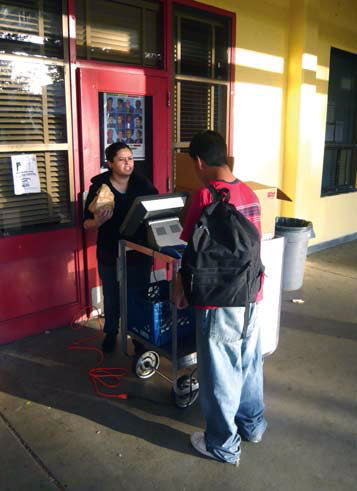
[104,93,145,161]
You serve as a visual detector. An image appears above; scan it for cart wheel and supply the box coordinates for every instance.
[134,351,160,379]
[171,374,199,409]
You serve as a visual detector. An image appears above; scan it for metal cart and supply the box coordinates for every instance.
[118,239,199,408]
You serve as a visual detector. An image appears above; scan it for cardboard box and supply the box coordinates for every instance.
[175,152,291,238]
[244,182,291,239]
[175,152,233,192]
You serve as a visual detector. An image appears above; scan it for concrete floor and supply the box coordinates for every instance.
[1,241,356,491]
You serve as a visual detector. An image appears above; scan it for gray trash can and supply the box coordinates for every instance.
[275,217,315,291]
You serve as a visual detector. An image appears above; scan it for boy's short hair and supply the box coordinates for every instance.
[189,130,228,167]
[105,141,132,162]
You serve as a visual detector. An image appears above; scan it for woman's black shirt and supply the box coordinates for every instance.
[83,171,158,265]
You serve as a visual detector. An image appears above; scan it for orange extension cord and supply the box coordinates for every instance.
[68,307,127,400]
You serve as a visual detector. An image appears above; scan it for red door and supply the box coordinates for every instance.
[77,65,171,306]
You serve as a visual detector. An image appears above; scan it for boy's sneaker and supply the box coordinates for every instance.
[242,435,262,443]
[239,420,266,443]
[190,432,240,466]
[102,334,117,353]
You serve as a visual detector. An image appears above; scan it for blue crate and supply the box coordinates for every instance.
[127,280,194,347]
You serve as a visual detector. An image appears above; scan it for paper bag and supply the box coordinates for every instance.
[88,183,115,213]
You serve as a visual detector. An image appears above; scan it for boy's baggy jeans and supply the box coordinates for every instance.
[196,304,267,463]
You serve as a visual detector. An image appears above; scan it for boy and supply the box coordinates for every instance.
[173,131,266,465]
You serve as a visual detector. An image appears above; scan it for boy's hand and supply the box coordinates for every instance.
[172,272,189,309]
[94,207,113,227]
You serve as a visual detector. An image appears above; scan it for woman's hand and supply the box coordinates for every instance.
[172,272,189,309]
[94,207,113,227]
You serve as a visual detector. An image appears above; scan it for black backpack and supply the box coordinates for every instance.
[181,185,264,311]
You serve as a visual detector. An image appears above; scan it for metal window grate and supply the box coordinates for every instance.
[179,81,211,142]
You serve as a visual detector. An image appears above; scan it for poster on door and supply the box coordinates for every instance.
[104,93,145,160]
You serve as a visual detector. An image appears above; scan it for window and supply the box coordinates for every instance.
[75,0,163,68]
[0,1,73,237]
[321,48,357,196]
[173,5,231,156]
[0,0,63,59]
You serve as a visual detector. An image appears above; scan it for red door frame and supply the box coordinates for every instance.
[77,64,171,302]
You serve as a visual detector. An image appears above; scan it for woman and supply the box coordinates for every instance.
[83,142,158,353]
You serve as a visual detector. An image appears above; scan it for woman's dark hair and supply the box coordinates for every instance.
[189,130,228,167]
[105,141,132,162]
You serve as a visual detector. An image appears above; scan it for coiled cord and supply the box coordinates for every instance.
[68,308,127,400]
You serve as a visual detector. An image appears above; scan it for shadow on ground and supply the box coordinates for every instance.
[0,328,203,457]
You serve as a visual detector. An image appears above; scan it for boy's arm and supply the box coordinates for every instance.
[172,271,189,309]
[180,189,207,242]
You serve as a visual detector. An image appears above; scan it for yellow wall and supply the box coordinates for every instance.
[202,0,357,244]
[285,0,357,244]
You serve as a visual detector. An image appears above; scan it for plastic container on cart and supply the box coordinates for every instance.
[127,280,194,347]
[275,217,315,291]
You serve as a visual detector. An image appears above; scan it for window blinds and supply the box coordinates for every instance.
[0,151,71,233]
[173,7,230,154]
[0,0,63,59]
[0,1,72,236]
[75,0,162,68]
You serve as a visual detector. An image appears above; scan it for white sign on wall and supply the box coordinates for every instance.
[11,154,41,195]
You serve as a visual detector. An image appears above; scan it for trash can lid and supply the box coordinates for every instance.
[275,217,313,231]
[275,217,312,229]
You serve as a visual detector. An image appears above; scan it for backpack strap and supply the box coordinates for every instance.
[207,185,230,203]
[241,302,250,339]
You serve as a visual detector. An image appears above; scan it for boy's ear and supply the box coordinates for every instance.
[195,156,204,171]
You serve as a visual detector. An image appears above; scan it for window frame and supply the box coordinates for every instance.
[0,0,75,237]
[321,47,357,197]
[172,3,234,155]
[74,0,164,69]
